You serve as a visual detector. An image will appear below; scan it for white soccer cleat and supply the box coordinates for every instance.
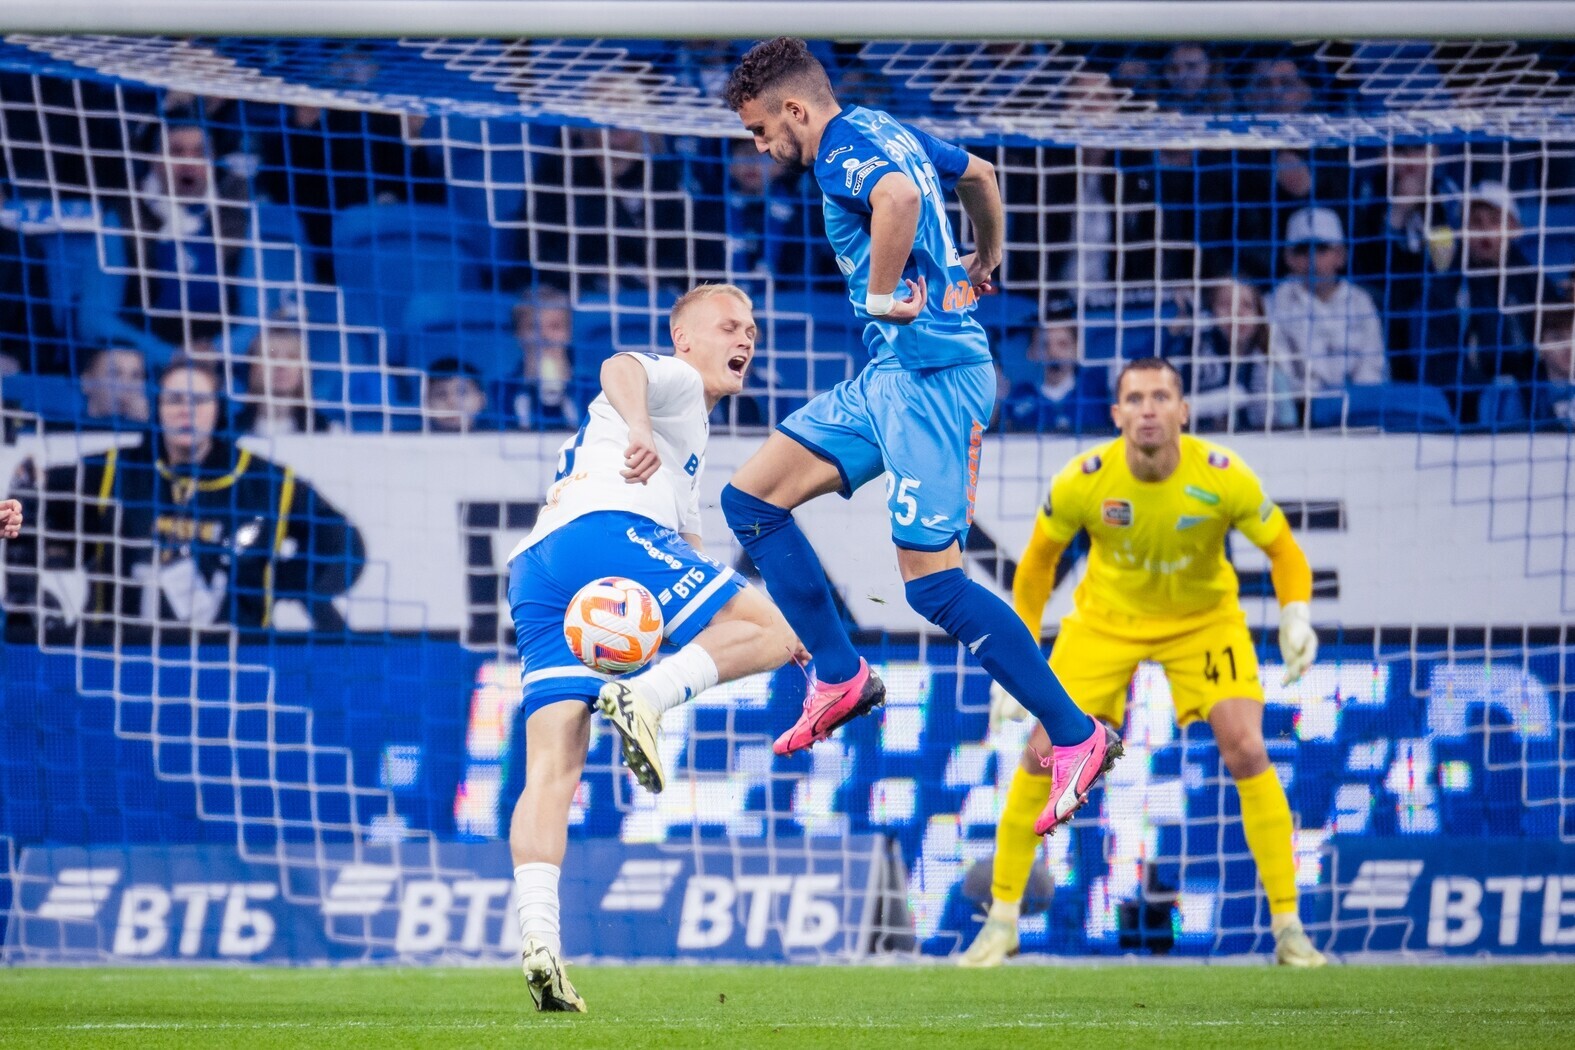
[597,680,666,794]
[957,916,1020,968]
[1274,918,1328,968]
[522,935,587,1013]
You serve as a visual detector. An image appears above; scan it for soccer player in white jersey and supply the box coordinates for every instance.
[720,39,1118,831]
[504,284,798,1012]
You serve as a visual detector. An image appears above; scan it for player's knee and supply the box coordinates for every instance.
[903,567,969,631]
[720,483,789,536]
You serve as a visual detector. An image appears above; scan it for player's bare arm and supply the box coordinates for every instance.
[953,153,1003,295]
[866,170,925,325]
[599,354,660,485]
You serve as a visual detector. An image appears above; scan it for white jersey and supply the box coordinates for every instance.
[510,353,709,559]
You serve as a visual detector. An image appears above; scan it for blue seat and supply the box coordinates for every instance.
[402,291,520,383]
[1,373,82,423]
[331,204,485,350]
[570,291,680,386]
[1309,383,1457,432]
[10,200,175,370]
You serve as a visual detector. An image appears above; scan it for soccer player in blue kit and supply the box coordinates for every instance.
[720,39,1122,835]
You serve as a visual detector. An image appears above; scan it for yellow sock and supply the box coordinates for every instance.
[989,765,1053,913]
[1236,766,1299,918]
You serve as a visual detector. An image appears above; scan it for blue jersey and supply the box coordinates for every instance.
[814,106,992,372]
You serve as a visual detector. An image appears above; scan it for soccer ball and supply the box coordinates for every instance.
[563,576,664,674]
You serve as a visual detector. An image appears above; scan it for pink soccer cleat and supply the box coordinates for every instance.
[1034,721,1124,836]
[773,659,886,756]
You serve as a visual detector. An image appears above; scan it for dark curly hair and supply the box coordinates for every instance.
[722,37,835,112]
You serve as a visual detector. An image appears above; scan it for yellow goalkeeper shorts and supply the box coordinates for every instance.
[1047,608,1264,728]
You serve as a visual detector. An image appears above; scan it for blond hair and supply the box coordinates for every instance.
[670,283,754,333]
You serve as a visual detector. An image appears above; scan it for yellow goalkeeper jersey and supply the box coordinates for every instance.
[1037,434,1286,632]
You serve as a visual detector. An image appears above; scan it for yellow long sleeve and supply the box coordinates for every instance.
[1012,514,1069,635]
[1260,522,1313,607]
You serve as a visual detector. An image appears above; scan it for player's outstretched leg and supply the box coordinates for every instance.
[902,564,1118,833]
[599,584,799,792]
[509,702,592,1012]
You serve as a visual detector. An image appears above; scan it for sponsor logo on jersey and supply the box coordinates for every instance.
[1101,499,1133,527]
[823,144,855,165]
[1175,515,1209,531]
[1259,499,1276,522]
[1081,454,1103,475]
[1184,485,1220,505]
[1207,451,1230,469]
[844,157,889,193]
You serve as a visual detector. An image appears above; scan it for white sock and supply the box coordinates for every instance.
[630,643,719,716]
[513,862,562,956]
[988,899,1021,924]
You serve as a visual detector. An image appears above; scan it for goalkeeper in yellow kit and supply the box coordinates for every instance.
[961,358,1326,968]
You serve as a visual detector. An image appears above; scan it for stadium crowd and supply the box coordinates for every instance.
[0,39,1573,442]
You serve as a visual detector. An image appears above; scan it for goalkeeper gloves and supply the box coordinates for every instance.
[1278,601,1318,685]
[988,681,1030,733]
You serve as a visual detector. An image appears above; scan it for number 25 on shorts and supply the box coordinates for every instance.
[885,474,920,526]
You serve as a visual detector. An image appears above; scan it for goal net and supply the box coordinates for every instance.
[1,32,1571,964]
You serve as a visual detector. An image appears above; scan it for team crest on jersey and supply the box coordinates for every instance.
[684,454,700,477]
[1207,451,1230,469]
[1081,454,1103,475]
[1101,499,1133,527]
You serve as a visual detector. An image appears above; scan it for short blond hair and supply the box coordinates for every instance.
[670,283,754,333]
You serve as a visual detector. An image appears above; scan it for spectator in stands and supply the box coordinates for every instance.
[128,121,254,348]
[1241,58,1316,115]
[1158,43,1234,114]
[493,288,584,431]
[1167,278,1296,430]
[1233,145,1353,281]
[530,124,721,294]
[232,326,335,437]
[1351,143,1464,385]
[1530,301,1575,429]
[1003,144,1173,306]
[426,357,492,434]
[0,188,68,375]
[1267,207,1387,402]
[1000,313,1111,435]
[256,104,446,282]
[79,346,149,428]
[7,356,364,636]
[1453,181,1556,396]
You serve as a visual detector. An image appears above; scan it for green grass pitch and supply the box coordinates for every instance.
[2,964,1572,1048]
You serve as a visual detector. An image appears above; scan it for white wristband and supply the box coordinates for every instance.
[865,291,895,316]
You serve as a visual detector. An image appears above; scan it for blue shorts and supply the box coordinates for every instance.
[508,511,745,715]
[778,361,995,551]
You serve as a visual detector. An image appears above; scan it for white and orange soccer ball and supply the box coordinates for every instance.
[563,576,664,674]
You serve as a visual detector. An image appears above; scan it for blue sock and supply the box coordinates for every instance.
[904,568,1095,746]
[720,484,862,684]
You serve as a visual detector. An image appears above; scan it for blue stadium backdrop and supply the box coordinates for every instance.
[1,35,1573,964]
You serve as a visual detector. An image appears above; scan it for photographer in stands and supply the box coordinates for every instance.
[5,356,364,637]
